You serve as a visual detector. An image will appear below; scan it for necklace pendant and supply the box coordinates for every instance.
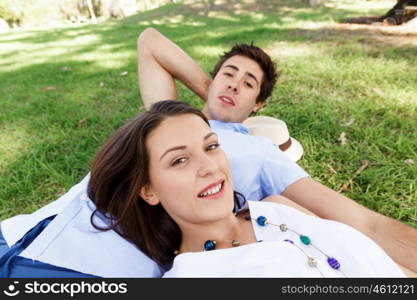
[204,240,217,251]
[256,216,267,226]
[300,235,311,245]
[231,240,240,247]
[308,257,317,267]
[327,257,341,270]
[279,224,288,232]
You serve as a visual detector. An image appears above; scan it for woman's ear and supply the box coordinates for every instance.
[139,185,160,206]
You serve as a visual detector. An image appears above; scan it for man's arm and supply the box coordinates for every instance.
[137,27,211,109]
[282,177,417,273]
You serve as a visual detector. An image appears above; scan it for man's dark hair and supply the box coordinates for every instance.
[210,43,279,103]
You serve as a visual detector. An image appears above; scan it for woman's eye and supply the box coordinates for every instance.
[223,72,232,77]
[207,143,220,151]
[171,157,187,166]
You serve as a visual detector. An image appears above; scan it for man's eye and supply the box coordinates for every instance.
[207,143,220,151]
[245,82,253,88]
[171,157,187,166]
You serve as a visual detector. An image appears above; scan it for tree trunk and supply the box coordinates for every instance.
[379,0,417,25]
[86,0,97,24]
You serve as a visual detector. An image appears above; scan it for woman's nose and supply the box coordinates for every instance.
[198,155,218,177]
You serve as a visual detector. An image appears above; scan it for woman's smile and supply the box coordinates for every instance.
[197,179,225,199]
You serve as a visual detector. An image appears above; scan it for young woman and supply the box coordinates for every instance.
[0,100,411,277]
[88,100,406,277]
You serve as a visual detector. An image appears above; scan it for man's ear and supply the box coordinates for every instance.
[253,101,265,113]
[139,185,160,206]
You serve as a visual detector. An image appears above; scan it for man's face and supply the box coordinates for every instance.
[203,55,265,123]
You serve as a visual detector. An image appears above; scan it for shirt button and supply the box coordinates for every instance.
[80,193,88,202]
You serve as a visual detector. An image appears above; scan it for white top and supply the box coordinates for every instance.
[163,201,405,277]
[1,174,161,278]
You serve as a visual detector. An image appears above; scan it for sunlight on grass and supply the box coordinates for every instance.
[145,15,205,27]
[0,125,31,170]
[385,89,417,106]
[266,42,318,59]
[0,33,134,72]
[75,49,134,69]
[206,12,241,22]
[327,0,396,13]
[0,31,39,42]
[247,12,265,21]
[191,45,225,57]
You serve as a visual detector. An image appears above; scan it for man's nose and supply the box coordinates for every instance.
[227,80,239,93]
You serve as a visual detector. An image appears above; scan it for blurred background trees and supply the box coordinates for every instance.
[0,0,175,29]
[378,0,417,24]
[0,0,416,30]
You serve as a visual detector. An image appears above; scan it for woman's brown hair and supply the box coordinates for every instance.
[87,100,210,268]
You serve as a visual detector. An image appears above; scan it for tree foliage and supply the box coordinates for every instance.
[0,0,174,27]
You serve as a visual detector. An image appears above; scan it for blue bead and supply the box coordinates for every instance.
[284,239,294,245]
[256,216,267,226]
[327,257,340,270]
[204,240,216,251]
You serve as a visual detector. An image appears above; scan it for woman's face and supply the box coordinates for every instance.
[141,114,234,227]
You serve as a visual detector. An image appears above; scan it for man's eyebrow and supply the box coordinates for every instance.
[223,64,239,72]
[223,64,259,85]
[159,132,217,161]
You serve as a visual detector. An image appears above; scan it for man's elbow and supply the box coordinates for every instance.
[137,27,159,52]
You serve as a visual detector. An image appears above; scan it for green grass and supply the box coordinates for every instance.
[0,0,416,226]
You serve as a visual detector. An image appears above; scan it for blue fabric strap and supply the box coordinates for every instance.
[0,216,98,278]
[0,215,56,277]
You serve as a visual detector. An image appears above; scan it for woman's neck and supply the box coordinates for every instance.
[178,211,255,253]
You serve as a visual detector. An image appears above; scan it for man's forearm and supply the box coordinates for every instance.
[372,214,417,273]
[137,28,211,109]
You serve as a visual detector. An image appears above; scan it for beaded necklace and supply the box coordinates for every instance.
[247,215,346,277]
[197,213,346,277]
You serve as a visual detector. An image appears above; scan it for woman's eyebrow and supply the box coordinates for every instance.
[159,132,217,161]
[160,145,186,161]
[204,132,217,140]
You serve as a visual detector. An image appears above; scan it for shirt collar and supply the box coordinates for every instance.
[209,120,249,135]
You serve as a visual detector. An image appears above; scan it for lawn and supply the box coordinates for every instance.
[0,0,416,227]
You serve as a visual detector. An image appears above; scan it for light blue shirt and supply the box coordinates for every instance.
[209,120,309,201]
[1,120,309,277]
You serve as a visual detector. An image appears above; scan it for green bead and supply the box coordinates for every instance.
[300,235,311,245]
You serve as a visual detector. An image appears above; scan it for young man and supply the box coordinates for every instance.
[137,28,417,274]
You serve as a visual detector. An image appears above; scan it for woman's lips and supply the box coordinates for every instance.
[197,180,225,199]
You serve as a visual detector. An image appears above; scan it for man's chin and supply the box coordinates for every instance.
[203,105,245,123]
[214,114,238,123]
